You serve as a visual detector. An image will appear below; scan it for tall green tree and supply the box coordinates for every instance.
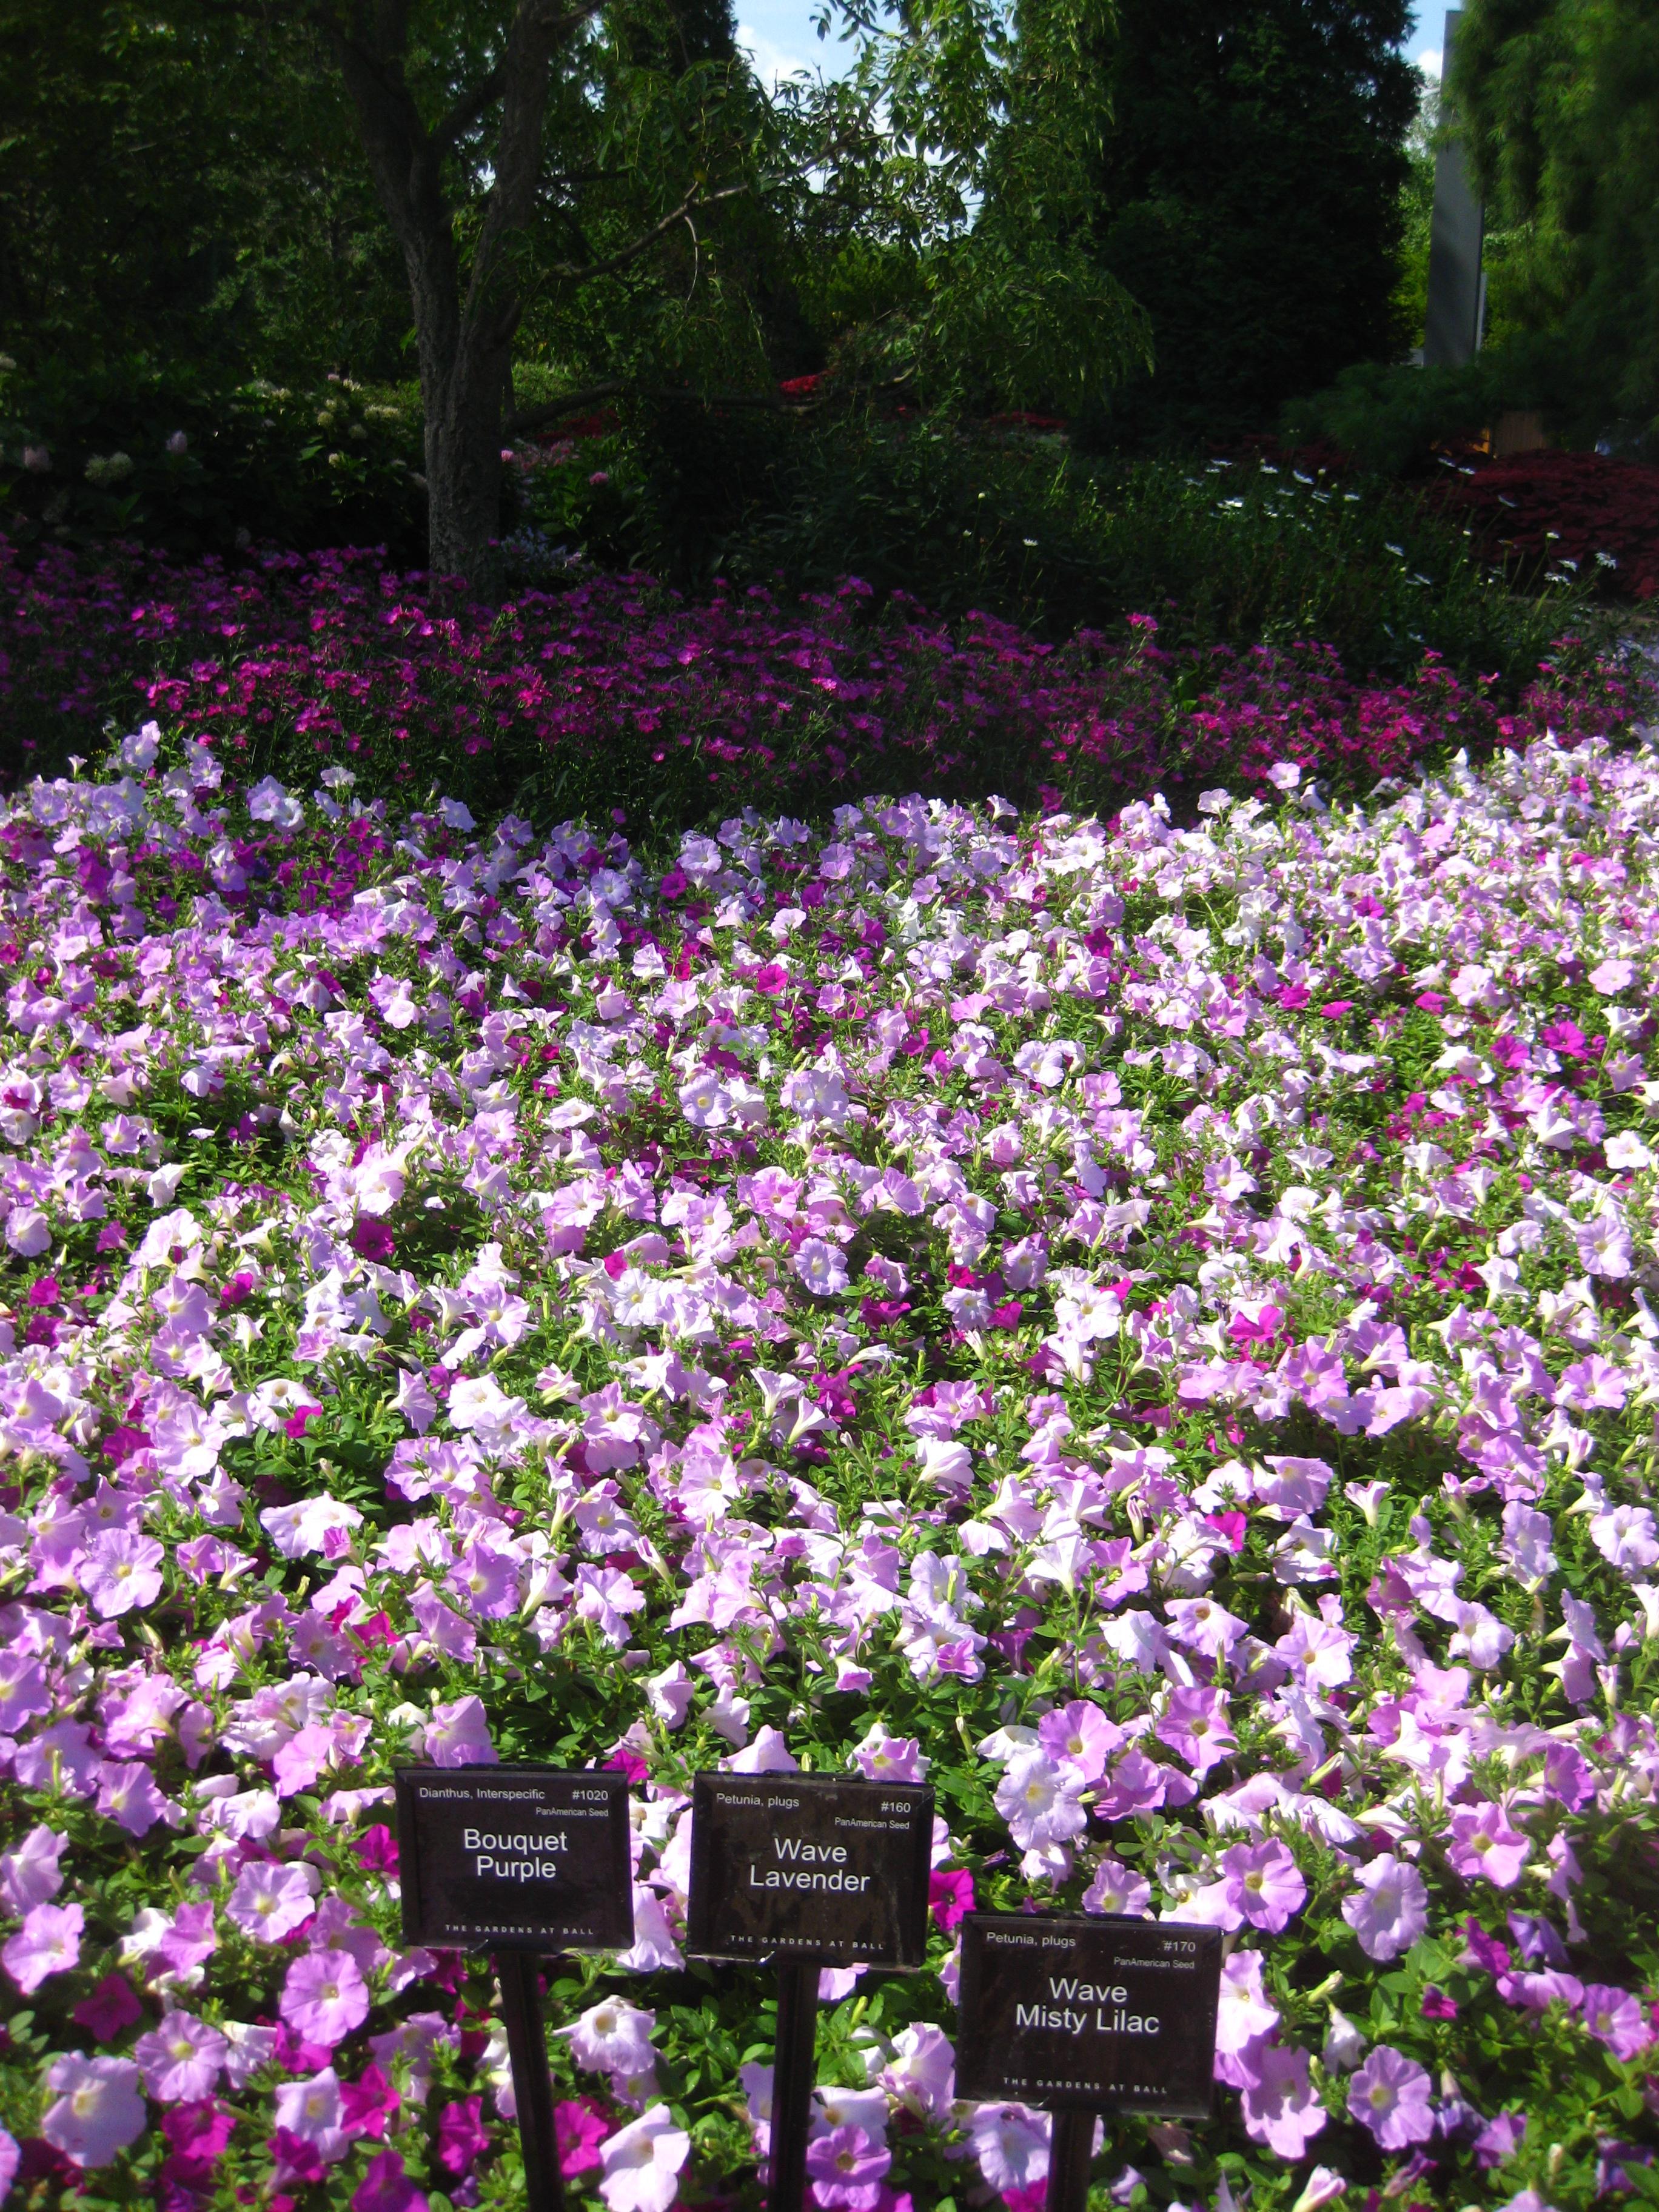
[0,1,404,378]
[775,0,1152,414]
[1069,0,1419,445]
[1453,0,1659,437]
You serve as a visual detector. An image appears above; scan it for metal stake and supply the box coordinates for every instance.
[496,1952,565,2212]
[769,1957,820,2212]
[1045,2107,1095,2212]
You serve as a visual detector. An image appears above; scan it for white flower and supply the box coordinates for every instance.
[1012,1037,1082,1089]
[780,1066,851,1130]
[119,723,161,772]
[1590,957,1636,994]
[968,2102,1050,2193]
[598,2103,689,2212]
[1605,1131,1655,1170]
[446,1375,525,1439]
[1591,1504,1659,1573]
[1577,1213,1634,1279]
[5,1206,49,1256]
[246,776,303,828]
[259,1496,363,1560]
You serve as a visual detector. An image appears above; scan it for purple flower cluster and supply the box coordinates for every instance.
[0,538,1640,815]
[0,717,1656,2208]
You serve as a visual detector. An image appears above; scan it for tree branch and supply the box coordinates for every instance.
[506,381,628,434]
[430,65,509,158]
[506,377,851,437]
[526,0,611,40]
[542,184,749,281]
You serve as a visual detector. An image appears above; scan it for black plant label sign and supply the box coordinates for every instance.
[395,1766,634,1954]
[685,1772,933,1968]
[955,1914,1222,2116]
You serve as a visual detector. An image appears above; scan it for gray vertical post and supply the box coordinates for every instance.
[1423,10,1485,366]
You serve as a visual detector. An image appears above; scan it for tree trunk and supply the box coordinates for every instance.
[419,340,511,583]
[324,6,555,589]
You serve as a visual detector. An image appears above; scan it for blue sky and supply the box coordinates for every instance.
[735,1,1448,93]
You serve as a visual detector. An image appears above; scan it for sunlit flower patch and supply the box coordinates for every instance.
[2,717,1659,2210]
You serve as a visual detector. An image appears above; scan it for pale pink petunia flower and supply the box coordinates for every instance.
[805,2123,891,2209]
[226,1860,321,1942]
[41,2053,147,2167]
[1239,2042,1327,2159]
[0,1824,69,1914]
[561,1999,657,2079]
[423,1694,497,1766]
[794,1238,849,1296]
[879,2022,956,2119]
[273,2066,350,2159]
[1212,1951,1279,2090]
[79,1529,166,1617]
[3,1900,83,1994]
[1579,1983,1651,2061]
[598,2102,689,2212]
[994,1749,1088,1851]
[850,1724,930,1783]
[96,1762,176,1837]
[1342,1854,1430,1961]
[1447,1805,1532,1889]
[968,2102,1050,2193]
[1036,1700,1119,1783]
[133,2009,228,2101]
[1348,2044,1435,2149]
[280,1948,370,2046]
[1081,1857,1151,1918]
[1222,1838,1307,1934]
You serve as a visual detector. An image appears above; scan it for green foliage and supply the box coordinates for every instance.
[0,0,409,384]
[765,0,1151,416]
[0,357,427,561]
[549,406,1589,687]
[1281,340,1567,477]
[1390,97,1438,354]
[1455,0,1659,445]
[1069,0,1421,446]
[1282,325,1606,475]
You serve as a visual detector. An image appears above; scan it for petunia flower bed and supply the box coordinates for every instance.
[2,714,1659,2212]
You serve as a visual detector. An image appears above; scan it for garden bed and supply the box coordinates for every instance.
[0,719,1658,2209]
[0,536,1639,838]
[1423,451,1659,603]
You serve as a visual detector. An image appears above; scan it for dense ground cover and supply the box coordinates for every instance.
[0,512,1636,837]
[1422,452,1659,606]
[2,707,1659,2210]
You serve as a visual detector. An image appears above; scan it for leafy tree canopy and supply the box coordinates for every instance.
[1454,0,1659,438]
[1067,0,1419,447]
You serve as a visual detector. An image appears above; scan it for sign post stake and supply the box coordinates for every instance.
[955,1913,1222,2212]
[394,1766,635,2212]
[768,1955,820,2212]
[683,1773,934,2212]
[1044,2107,1095,2212]
[496,1952,565,2212]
